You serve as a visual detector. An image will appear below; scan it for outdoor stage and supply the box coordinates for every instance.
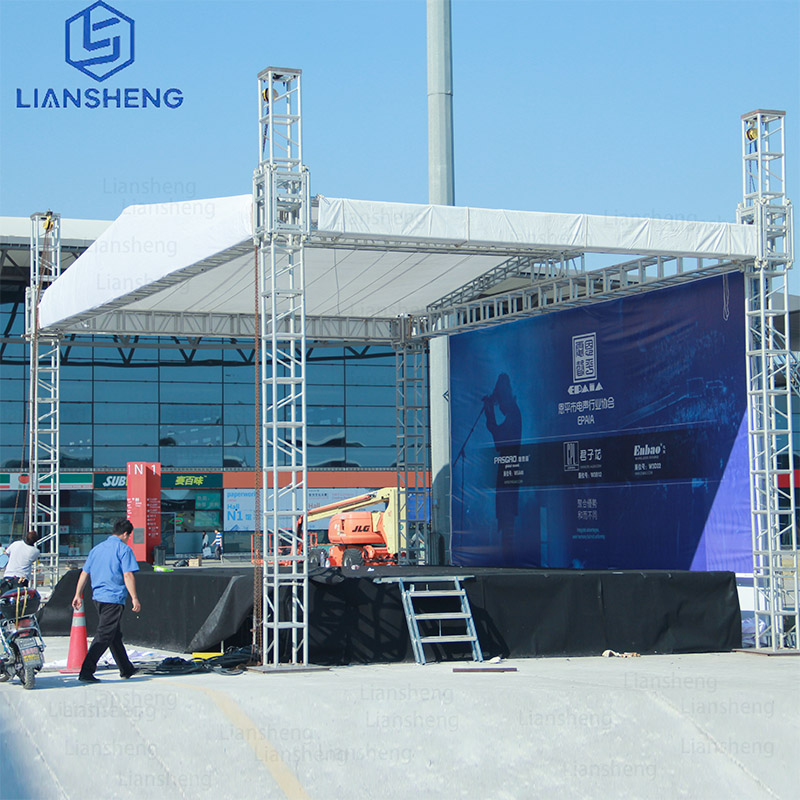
[39,565,741,663]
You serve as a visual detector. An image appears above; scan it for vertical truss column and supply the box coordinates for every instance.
[395,320,430,565]
[738,109,798,650]
[253,68,309,666]
[25,212,62,590]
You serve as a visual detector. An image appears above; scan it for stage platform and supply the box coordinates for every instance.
[39,565,742,663]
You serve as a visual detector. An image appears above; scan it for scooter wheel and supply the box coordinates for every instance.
[22,664,35,690]
[0,671,9,682]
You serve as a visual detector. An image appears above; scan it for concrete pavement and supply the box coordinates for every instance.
[1,638,797,800]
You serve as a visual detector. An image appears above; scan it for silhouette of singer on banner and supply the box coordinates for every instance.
[483,373,522,563]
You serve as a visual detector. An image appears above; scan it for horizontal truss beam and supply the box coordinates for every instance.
[45,311,398,342]
[309,234,574,259]
[414,255,746,338]
[428,254,585,310]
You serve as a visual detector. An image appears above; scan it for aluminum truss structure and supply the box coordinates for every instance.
[395,320,430,564]
[25,212,62,589]
[416,253,744,337]
[253,68,310,666]
[737,110,798,650]
[68,309,397,342]
[427,254,585,311]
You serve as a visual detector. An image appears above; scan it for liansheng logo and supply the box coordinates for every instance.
[66,1,134,82]
[15,1,184,110]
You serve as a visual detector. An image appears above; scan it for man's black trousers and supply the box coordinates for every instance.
[79,601,135,678]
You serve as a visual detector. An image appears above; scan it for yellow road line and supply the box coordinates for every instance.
[171,681,311,800]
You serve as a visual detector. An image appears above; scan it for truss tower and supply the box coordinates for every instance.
[395,321,430,565]
[25,212,62,588]
[253,68,310,665]
[738,110,798,650]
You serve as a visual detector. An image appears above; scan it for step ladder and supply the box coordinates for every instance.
[377,576,483,665]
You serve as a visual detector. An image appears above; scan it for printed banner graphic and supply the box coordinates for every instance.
[224,488,372,532]
[449,273,749,570]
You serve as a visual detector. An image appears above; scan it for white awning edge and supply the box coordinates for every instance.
[38,194,759,333]
[38,195,252,330]
[317,198,758,259]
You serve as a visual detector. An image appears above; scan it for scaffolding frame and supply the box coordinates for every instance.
[427,254,585,311]
[253,67,310,666]
[22,95,795,660]
[416,254,743,337]
[738,110,798,650]
[25,212,62,589]
[395,320,430,564]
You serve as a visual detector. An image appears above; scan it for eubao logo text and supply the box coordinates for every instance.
[633,444,663,457]
[15,2,184,111]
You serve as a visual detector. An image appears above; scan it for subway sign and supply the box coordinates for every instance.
[94,473,222,489]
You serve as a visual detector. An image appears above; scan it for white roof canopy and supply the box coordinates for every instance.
[37,195,758,337]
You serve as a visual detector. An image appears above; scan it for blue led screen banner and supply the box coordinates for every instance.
[449,272,749,571]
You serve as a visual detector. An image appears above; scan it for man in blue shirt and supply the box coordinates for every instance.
[71,519,141,683]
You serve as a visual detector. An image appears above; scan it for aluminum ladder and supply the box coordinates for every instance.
[378,575,483,665]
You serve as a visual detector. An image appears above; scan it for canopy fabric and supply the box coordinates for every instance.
[37,194,758,333]
[318,198,758,258]
[38,195,252,331]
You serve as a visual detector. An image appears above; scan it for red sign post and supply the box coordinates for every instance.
[126,462,161,563]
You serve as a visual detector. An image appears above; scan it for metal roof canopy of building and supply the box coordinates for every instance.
[36,195,758,336]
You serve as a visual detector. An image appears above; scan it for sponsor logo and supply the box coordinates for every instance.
[65,2,134,82]
[567,333,603,396]
[567,381,604,395]
[102,475,127,488]
[572,333,597,383]
[564,441,580,471]
[632,442,666,474]
[634,444,662,457]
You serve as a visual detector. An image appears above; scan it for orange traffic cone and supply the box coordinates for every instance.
[60,601,88,673]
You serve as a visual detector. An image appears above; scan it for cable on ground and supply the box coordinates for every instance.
[130,646,257,676]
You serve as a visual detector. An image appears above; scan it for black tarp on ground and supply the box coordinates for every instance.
[40,566,741,661]
[39,565,255,653]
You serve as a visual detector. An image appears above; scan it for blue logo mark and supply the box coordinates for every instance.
[65,2,134,82]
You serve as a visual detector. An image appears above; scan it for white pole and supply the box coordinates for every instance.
[427,0,454,206]
[427,0,455,563]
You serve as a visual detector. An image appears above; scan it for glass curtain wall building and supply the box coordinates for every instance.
[1,279,408,557]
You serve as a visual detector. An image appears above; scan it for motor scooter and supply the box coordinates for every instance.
[0,581,46,690]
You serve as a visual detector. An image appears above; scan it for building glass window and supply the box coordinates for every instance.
[160,382,221,404]
[1,288,416,535]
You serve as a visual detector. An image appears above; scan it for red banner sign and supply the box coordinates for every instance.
[126,462,161,563]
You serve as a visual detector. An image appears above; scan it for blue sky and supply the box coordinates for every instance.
[1,0,798,285]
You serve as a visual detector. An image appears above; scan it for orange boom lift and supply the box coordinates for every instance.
[300,487,405,568]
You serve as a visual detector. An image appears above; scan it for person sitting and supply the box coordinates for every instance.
[2,529,40,591]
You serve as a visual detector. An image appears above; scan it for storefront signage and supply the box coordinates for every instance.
[126,462,161,562]
[0,473,93,490]
[94,472,222,489]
